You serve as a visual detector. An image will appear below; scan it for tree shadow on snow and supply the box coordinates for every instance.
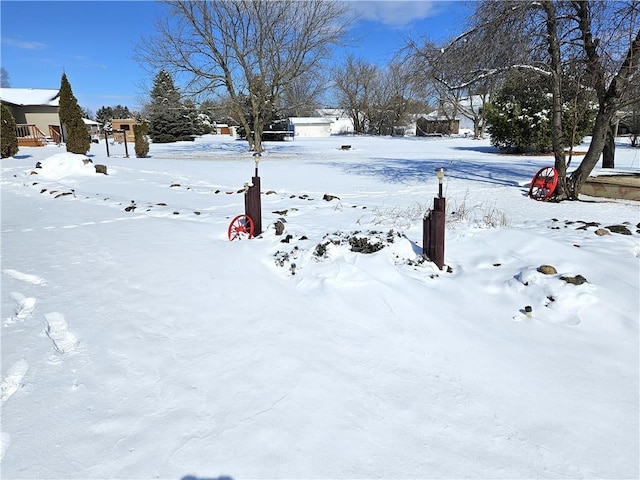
[181,476,234,480]
[327,157,541,188]
[452,144,502,154]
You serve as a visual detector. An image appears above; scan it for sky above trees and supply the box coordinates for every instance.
[0,1,470,114]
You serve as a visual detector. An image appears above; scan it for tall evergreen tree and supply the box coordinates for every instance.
[58,73,90,154]
[1,104,19,158]
[1,67,10,88]
[148,69,194,143]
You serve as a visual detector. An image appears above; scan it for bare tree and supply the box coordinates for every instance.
[280,71,326,118]
[332,55,378,134]
[366,62,416,135]
[569,1,640,192]
[413,0,639,199]
[136,0,347,152]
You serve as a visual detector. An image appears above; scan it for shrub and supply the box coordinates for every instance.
[133,121,149,158]
[486,72,595,154]
[1,104,19,158]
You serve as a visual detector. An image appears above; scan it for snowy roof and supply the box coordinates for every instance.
[316,108,349,119]
[83,118,101,126]
[289,117,334,125]
[0,87,59,107]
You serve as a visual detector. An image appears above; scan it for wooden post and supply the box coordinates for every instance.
[122,130,129,158]
[423,211,432,259]
[104,131,110,157]
[423,196,445,270]
[244,176,262,236]
[432,196,445,269]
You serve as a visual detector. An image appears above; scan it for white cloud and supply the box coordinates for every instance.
[349,0,439,27]
[1,37,47,50]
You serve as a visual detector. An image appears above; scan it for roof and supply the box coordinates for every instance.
[0,88,59,107]
[289,117,334,125]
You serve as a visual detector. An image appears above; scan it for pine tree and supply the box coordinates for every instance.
[148,69,194,143]
[1,104,19,158]
[58,73,90,154]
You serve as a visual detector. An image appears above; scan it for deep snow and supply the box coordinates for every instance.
[1,134,639,479]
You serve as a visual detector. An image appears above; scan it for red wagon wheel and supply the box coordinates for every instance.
[228,214,255,240]
[529,166,558,201]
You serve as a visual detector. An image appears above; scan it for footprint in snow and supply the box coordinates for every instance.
[2,269,45,285]
[0,358,29,403]
[5,292,36,324]
[0,431,9,463]
[44,312,78,354]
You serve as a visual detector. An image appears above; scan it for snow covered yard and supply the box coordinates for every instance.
[1,134,638,479]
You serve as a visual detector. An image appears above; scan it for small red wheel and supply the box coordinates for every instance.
[228,214,255,240]
[529,167,558,201]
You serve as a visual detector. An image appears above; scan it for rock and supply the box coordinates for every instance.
[595,228,610,236]
[265,190,277,195]
[82,159,93,165]
[274,220,285,235]
[124,205,136,212]
[95,164,108,175]
[537,264,557,275]
[35,161,42,169]
[170,183,181,188]
[323,194,340,201]
[560,274,588,285]
[605,225,632,235]
[272,210,288,216]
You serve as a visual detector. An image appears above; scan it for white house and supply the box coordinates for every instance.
[316,108,354,135]
[288,117,334,137]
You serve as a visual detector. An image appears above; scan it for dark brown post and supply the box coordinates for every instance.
[423,168,446,270]
[431,196,445,269]
[122,130,129,158]
[423,211,432,259]
[104,131,110,157]
[244,153,262,236]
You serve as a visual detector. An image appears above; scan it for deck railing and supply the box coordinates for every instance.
[15,124,47,147]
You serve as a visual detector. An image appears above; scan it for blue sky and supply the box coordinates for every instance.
[0,1,470,114]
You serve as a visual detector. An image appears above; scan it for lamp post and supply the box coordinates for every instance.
[423,167,446,270]
[436,167,445,198]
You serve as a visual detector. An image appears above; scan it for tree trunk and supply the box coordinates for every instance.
[602,121,615,168]
[569,108,612,195]
[541,1,568,199]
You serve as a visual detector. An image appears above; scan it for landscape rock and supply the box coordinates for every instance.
[95,164,108,175]
[605,225,632,235]
[560,274,588,285]
[537,264,558,275]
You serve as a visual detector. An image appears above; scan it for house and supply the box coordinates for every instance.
[110,118,136,142]
[415,111,460,136]
[316,108,354,135]
[83,118,101,142]
[288,117,333,137]
[0,87,62,146]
